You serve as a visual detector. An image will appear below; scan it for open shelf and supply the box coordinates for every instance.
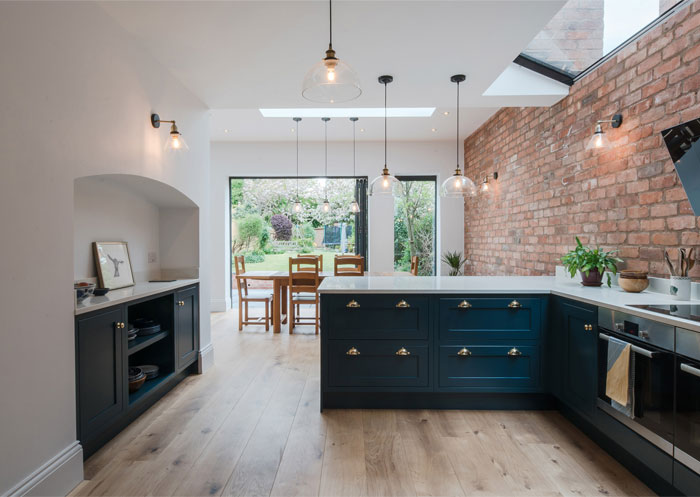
[129,372,175,406]
[127,330,170,356]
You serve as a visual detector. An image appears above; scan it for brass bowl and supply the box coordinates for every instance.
[618,271,649,293]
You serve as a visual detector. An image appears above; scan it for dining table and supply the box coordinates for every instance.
[237,270,412,333]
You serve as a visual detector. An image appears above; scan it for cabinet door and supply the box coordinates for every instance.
[76,307,125,441]
[559,299,597,419]
[175,286,199,370]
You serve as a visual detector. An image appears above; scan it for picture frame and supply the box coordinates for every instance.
[93,241,135,290]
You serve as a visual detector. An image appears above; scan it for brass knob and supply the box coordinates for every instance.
[346,300,360,308]
[508,347,522,357]
[458,300,472,309]
[584,324,593,331]
[396,300,410,308]
[457,347,472,356]
[116,322,125,329]
[395,347,411,356]
[346,347,360,356]
[508,300,522,309]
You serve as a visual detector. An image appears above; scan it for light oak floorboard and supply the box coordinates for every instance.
[73,309,654,497]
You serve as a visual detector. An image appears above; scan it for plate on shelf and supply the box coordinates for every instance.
[137,364,160,379]
[137,324,161,336]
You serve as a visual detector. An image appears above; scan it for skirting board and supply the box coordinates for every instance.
[6,441,83,497]
[198,342,214,374]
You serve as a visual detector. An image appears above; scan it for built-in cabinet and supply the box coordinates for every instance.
[75,284,199,457]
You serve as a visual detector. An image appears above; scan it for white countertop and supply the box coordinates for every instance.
[75,279,199,315]
[318,275,700,333]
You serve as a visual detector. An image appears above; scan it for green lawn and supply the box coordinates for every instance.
[242,249,342,272]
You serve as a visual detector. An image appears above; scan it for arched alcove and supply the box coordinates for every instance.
[73,174,200,283]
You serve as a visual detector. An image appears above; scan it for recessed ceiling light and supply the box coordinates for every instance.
[260,107,435,118]
[224,129,229,133]
[431,128,437,132]
[360,128,365,132]
[291,128,295,132]
[443,111,449,116]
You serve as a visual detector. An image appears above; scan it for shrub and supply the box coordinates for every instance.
[270,214,293,241]
[298,239,313,254]
[238,215,265,249]
[258,228,270,250]
[243,250,265,264]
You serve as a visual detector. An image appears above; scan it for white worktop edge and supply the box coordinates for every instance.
[75,279,199,315]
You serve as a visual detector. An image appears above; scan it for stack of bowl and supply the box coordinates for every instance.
[129,367,146,392]
[618,271,649,293]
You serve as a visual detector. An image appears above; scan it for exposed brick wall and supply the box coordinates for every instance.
[463,1,700,278]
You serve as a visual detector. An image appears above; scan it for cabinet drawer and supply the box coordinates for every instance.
[324,295,430,339]
[438,345,540,391]
[328,340,429,387]
[439,297,541,342]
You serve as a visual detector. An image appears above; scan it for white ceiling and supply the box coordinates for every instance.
[101,0,568,142]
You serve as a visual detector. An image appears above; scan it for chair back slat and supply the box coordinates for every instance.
[234,255,248,297]
[410,256,419,276]
[334,255,365,276]
[289,257,320,293]
[296,254,323,271]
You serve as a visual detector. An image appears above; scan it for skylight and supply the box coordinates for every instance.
[522,0,682,78]
[259,108,435,118]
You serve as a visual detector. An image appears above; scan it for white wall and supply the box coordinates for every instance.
[0,3,211,495]
[210,140,465,310]
[74,177,161,282]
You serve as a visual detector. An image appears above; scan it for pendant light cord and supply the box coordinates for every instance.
[384,80,387,167]
[353,119,356,176]
[324,117,329,198]
[329,0,332,48]
[456,80,460,169]
[296,118,300,196]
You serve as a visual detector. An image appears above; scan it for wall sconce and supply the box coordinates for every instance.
[586,114,622,150]
[151,113,189,152]
[480,172,498,192]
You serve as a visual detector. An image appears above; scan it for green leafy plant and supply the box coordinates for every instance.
[441,250,468,276]
[561,237,622,287]
[242,250,265,264]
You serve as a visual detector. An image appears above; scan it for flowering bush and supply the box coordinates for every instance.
[270,214,292,241]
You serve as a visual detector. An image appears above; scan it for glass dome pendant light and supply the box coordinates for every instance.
[349,117,360,213]
[441,74,477,198]
[321,117,331,213]
[292,117,303,214]
[302,0,361,104]
[369,75,403,197]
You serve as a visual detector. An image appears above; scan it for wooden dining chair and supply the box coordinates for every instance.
[234,255,273,331]
[288,256,320,334]
[296,253,323,271]
[410,256,419,276]
[334,255,365,276]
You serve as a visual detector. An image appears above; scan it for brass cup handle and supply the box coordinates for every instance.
[458,300,472,309]
[507,347,522,357]
[457,347,472,356]
[346,347,360,356]
[346,300,360,308]
[395,347,411,356]
[396,300,410,308]
[508,300,522,309]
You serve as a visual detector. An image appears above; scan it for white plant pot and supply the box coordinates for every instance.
[670,276,691,301]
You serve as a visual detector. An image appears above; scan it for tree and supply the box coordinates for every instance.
[394,181,435,275]
[270,214,293,241]
[237,214,265,249]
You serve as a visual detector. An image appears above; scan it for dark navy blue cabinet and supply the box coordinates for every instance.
[439,345,540,391]
[556,298,598,420]
[76,307,125,442]
[76,284,199,458]
[325,294,430,340]
[439,297,541,342]
[328,340,430,388]
[175,286,199,371]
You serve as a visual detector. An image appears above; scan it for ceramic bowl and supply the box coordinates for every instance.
[93,287,110,296]
[129,375,146,393]
[618,271,649,293]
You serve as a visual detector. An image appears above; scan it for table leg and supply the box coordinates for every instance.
[281,283,288,319]
[273,279,282,333]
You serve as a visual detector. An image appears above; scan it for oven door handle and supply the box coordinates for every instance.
[681,362,700,378]
[598,333,657,358]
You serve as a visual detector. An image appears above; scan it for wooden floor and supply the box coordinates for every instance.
[72,309,654,497]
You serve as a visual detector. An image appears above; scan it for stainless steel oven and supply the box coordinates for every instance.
[675,327,700,473]
[597,308,675,455]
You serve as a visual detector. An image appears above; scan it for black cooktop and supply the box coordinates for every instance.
[628,304,700,322]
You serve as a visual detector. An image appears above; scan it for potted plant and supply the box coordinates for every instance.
[441,250,468,276]
[561,237,622,287]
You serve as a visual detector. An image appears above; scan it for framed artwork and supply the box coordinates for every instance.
[93,241,135,289]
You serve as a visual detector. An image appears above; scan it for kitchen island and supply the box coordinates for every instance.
[318,275,700,496]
